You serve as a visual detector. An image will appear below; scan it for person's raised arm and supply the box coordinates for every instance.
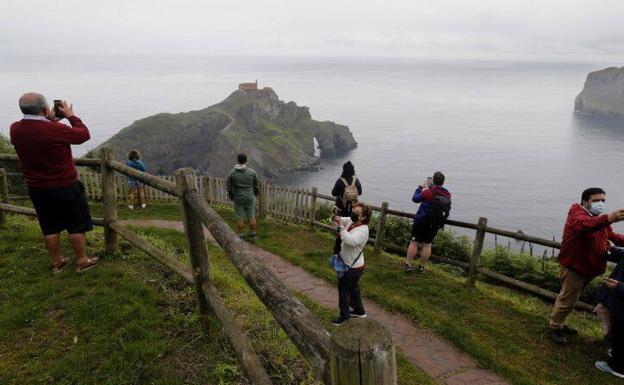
[572,209,624,233]
[56,102,90,144]
[340,225,368,247]
[412,185,433,203]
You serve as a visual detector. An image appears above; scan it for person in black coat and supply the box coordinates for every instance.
[596,247,624,378]
[331,161,363,255]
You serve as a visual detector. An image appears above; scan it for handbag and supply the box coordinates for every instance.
[328,247,364,278]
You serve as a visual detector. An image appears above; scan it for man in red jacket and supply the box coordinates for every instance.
[10,93,99,273]
[548,187,624,344]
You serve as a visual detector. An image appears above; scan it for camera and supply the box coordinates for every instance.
[331,206,342,216]
[53,100,64,119]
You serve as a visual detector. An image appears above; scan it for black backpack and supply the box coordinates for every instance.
[424,193,451,229]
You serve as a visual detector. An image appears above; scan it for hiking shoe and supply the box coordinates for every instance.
[349,309,367,318]
[595,361,624,378]
[404,264,416,272]
[416,265,426,273]
[141,203,146,209]
[128,205,134,210]
[250,231,257,239]
[547,329,568,344]
[331,316,350,326]
[560,325,578,335]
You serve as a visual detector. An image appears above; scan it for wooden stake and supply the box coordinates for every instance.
[100,148,118,254]
[467,217,487,287]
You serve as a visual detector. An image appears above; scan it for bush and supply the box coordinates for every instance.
[0,134,26,196]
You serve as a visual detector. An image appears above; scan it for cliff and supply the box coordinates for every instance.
[575,67,624,118]
[93,88,357,177]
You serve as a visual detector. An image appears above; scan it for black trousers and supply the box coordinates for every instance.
[338,268,365,318]
[609,319,624,373]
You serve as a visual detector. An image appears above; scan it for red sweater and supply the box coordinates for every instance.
[10,116,90,188]
[558,203,624,278]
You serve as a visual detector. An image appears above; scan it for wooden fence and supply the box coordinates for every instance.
[70,164,590,312]
[0,151,397,385]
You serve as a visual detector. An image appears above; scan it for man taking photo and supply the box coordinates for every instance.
[548,187,624,344]
[10,93,99,273]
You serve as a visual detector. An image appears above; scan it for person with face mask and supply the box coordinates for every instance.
[330,202,371,326]
[548,187,624,345]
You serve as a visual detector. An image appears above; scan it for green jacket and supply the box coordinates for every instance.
[226,166,259,204]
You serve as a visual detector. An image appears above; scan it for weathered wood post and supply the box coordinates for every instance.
[203,175,211,204]
[309,187,318,226]
[176,168,212,331]
[0,168,8,226]
[374,201,389,254]
[467,217,487,287]
[100,148,118,254]
[257,179,267,219]
[330,318,397,385]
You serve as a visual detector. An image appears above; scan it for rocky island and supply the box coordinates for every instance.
[575,67,624,118]
[94,83,357,177]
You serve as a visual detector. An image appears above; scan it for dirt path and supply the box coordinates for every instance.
[119,219,509,385]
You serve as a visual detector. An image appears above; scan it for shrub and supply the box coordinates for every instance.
[0,134,26,196]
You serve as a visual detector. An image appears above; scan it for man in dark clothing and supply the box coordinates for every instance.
[548,187,624,344]
[405,171,451,273]
[595,247,624,378]
[331,161,362,254]
[10,93,98,273]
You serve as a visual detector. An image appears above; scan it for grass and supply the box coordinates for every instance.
[0,212,434,385]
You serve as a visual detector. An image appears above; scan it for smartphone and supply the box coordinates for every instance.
[53,100,64,119]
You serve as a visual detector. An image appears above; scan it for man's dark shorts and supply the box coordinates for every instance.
[28,181,93,236]
[411,221,438,244]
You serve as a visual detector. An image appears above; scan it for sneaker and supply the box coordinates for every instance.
[250,231,257,239]
[331,316,350,326]
[416,265,426,273]
[349,309,367,318]
[404,264,416,272]
[595,361,624,378]
[239,233,245,239]
[547,329,568,344]
[141,203,146,209]
[560,325,579,335]
[128,205,134,210]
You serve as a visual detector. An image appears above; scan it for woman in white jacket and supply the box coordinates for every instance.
[331,202,371,325]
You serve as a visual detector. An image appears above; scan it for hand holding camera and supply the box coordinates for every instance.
[52,100,75,120]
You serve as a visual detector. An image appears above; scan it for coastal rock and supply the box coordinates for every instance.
[94,87,357,177]
[575,67,624,118]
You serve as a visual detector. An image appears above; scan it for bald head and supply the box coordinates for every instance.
[19,92,48,116]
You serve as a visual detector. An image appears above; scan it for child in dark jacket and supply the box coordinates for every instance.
[127,150,146,209]
[595,247,624,378]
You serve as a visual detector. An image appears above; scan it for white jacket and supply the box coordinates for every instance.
[338,217,368,268]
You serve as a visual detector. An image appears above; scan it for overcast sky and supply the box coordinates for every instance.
[2,0,623,61]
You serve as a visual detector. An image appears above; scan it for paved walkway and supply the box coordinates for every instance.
[120,219,509,385]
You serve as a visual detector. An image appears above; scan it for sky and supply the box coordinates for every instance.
[2,0,624,61]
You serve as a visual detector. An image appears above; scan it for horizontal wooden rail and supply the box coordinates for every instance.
[0,154,101,167]
[109,222,273,385]
[485,225,561,249]
[108,160,178,196]
[182,189,332,384]
[0,203,104,226]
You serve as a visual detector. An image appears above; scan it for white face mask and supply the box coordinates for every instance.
[589,201,606,216]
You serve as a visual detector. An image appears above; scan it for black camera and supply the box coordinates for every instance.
[53,100,64,119]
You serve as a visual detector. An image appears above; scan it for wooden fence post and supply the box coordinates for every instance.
[176,168,212,331]
[374,202,389,254]
[258,179,266,219]
[0,169,8,226]
[330,318,397,385]
[309,187,318,226]
[467,217,487,287]
[203,175,211,204]
[100,148,118,254]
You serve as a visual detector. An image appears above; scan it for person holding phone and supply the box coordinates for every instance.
[548,187,624,344]
[9,93,98,273]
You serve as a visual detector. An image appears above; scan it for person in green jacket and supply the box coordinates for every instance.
[226,153,259,238]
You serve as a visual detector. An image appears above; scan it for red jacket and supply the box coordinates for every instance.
[558,203,624,278]
[10,116,90,188]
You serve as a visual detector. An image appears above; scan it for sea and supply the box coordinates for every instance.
[1,54,623,245]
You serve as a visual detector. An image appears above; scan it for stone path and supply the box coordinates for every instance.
[120,219,509,385]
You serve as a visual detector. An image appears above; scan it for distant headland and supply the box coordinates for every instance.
[575,67,624,118]
[93,82,357,177]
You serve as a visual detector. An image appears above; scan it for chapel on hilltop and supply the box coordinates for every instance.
[239,80,258,91]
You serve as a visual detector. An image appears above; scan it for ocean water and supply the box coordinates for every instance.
[1,55,623,242]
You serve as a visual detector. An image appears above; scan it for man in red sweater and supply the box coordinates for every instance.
[548,187,624,344]
[10,92,99,273]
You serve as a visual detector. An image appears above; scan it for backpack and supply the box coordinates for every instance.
[424,192,451,229]
[340,177,359,207]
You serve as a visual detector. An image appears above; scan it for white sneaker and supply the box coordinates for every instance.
[141,204,146,209]
[595,361,624,378]
[128,205,134,210]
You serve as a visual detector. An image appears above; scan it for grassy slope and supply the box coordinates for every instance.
[0,213,434,385]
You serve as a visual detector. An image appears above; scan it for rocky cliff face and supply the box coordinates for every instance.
[94,88,357,177]
[575,67,624,118]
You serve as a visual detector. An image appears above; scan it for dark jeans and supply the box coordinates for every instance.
[609,319,624,373]
[338,268,365,318]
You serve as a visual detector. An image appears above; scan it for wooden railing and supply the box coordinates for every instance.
[0,151,397,385]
